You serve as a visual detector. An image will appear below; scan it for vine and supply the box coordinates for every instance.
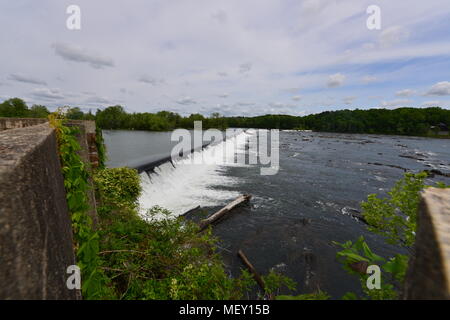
[49,111,108,299]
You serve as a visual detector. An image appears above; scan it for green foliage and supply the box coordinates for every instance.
[3,97,450,137]
[29,104,50,118]
[97,205,259,300]
[95,124,107,169]
[333,237,404,300]
[276,291,330,300]
[0,98,30,117]
[94,167,141,210]
[261,270,297,297]
[49,112,110,299]
[48,115,296,300]
[335,172,449,300]
[362,172,427,247]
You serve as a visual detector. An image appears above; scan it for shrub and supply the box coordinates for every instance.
[94,167,142,210]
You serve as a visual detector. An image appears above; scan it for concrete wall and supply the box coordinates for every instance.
[403,188,450,299]
[0,123,79,299]
[0,117,47,131]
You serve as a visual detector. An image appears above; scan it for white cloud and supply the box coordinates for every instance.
[9,74,47,85]
[292,95,302,101]
[422,100,441,107]
[327,73,346,88]
[239,63,252,74]
[217,93,229,98]
[176,96,197,105]
[426,81,450,96]
[362,76,377,84]
[235,102,255,107]
[52,42,114,69]
[396,89,416,97]
[343,96,357,105]
[211,10,227,24]
[139,76,165,86]
[381,99,412,107]
[2,1,450,115]
[31,88,64,100]
[85,95,111,104]
[379,26,410,48]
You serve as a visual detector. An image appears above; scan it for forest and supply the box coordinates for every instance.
[1,97,449,137]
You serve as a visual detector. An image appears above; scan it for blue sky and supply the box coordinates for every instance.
[0,0,450,116]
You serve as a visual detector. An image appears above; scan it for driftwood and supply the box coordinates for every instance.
[198,194,251,231]
[237,250,266,292]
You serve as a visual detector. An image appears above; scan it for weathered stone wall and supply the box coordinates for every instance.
[0,117,47,131]
[403,188,450,299]
[0,123,79,299]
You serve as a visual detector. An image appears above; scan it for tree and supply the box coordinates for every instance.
[29,104,50,118]
[66,107,85,120]
[0,98,29,117]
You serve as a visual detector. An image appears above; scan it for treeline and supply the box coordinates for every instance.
[1,97,449,136]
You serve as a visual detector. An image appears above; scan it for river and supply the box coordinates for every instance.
[103,129,450,298]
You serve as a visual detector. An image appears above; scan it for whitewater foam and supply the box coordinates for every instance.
[138,130,253,218]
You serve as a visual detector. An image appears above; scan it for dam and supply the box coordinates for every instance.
[0,118,449,299]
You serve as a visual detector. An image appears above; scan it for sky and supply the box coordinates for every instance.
[1,0,450,117]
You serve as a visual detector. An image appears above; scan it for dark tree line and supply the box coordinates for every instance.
[1,98,449,137]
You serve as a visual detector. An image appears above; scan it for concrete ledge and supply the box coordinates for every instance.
[0,117,47,131]
[404,188,450,299]
[0,124,79,299]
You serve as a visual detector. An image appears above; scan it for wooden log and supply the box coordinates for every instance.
[198,194,251,231]
[237,250,266,292]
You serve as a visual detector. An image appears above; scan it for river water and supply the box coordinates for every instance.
[103,129,450,298]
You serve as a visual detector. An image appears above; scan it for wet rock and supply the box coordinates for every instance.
[341,207,368,224]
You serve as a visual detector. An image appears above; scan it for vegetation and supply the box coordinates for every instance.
[94,168,297,300]
[334,172,450,300]
[49,113,297,299]
[2,97,449,137]
[48,111,110,299]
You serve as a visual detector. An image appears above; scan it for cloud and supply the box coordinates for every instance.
[217,72,228,77]
[139,76,165,85]
[239,63,252,74]
[85,96,111,104]
[9,74,47,85]
[327,73,346,88]
[176,96,197,105]
[217,93,229,98]
[426,81,450,96]
[422,100,441,107]
[285,88,302,94]
[211,10,227,24]
[343,96,357,105]
[396,89,416,97]
[362,76,377,84]
[235,102,255,107]
[379,26,410,48]
[292,95,302,101]
[52,42,114,69]
[381,99,412,107]
[31,88,64,100]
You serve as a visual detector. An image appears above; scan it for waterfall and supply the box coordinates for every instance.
[138,130,254,218]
